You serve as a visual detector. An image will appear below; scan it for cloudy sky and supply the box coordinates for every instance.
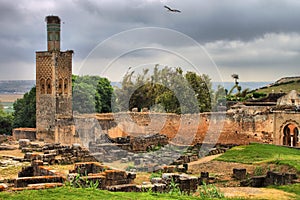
[0,0,300,82]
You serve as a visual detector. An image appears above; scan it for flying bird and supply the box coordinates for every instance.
[164,5,181,13]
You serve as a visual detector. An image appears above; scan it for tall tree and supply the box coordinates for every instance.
[72,75,114,113]
[13,86,36,128]
[96,77,114,113]
[185,72,212,112]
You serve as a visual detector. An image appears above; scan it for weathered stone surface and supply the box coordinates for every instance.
[265,171,297,186]
[106,184,137,192]
[0,183,8,191]
[19,139,30,148]
[0,145,17,150]
[233,168,247,180]
[15,176,64,188]
[13,129,36,141]
[251,176,265,187]
[151,177,163,184]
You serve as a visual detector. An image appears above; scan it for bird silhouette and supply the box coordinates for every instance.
[164,5,181,13]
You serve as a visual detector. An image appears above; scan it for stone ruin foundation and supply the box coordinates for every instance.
[0,135,298,194]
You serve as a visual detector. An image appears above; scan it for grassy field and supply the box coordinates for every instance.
[215,143,300,172]
[0,187,225,200]
[269,184,300,197]
[254,81,300,94]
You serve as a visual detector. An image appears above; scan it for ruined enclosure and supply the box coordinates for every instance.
[32,16,300,149]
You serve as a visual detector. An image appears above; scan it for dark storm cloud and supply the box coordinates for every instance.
[70,0,300,42]
[0,0,299,80]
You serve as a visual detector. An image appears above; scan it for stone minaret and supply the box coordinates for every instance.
[36,16,75,143]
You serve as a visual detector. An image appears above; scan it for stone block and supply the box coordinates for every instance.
[105,170,127,180]
[18,166,34,177]
[0,183,8,191]
[152,183,167,193]
[127,172,136,180]
[233,168,247,180]
[19,139,30,148]
[15,176,64,188]
[151,177,163,184]
[251,176,265,187]
[200,171,209,178]
[106,184,137,192]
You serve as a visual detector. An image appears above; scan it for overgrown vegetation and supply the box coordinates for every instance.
[114,65,225,113]
[215,143,300,172]
[198,182,225,199]
[65,172,99,189]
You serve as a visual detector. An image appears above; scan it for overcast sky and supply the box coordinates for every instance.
[0,0,300,82]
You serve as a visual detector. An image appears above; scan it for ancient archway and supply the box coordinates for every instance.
[283,123,299,147]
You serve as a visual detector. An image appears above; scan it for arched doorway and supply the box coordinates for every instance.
[283,123,299,147]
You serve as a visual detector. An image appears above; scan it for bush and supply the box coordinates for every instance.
[198,182,224,199]
[0,110,13,135]
[252,92,267,99]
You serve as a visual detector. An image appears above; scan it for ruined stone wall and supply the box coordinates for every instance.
[91,111,274,146]
[13,128,37,141]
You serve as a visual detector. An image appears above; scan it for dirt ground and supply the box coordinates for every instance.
[0,94,23,103]
[220,187,296,199]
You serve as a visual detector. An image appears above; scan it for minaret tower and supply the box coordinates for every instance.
[36,16,74,143]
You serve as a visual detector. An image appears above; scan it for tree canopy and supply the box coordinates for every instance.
[13,86,36,128]
[114,65,218,114]
[72,75,113,114]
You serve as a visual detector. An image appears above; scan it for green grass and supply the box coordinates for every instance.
[255,81,300,94]
[269,183,300,199]
[215,143,300,172]
[0,187,223,200]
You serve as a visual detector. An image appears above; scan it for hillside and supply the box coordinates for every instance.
[254,76,300,94]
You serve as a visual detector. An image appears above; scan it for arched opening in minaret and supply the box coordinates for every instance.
[46,78,52,94]
[58,79,63,94]
[64,78,68,94]
[40,78,45,94]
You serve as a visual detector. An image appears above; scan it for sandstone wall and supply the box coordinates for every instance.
[91,111,274,146]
